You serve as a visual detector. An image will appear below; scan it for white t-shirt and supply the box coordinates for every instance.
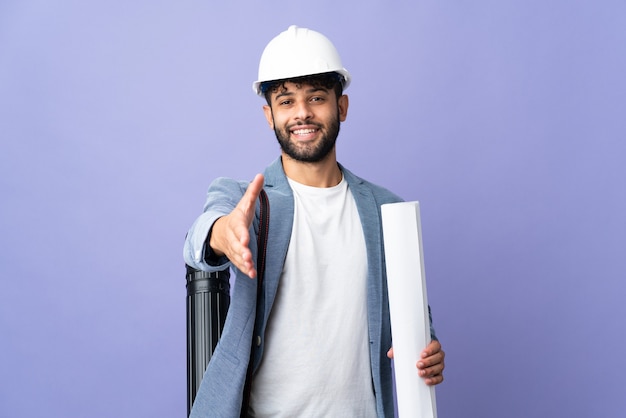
[249,176,377,417]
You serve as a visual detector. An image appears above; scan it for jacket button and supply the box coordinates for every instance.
[256,336,262,346]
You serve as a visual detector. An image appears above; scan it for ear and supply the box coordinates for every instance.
[263,105,274,129]
[338,94,349,122]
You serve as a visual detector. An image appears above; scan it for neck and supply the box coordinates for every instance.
[281,150,342,188]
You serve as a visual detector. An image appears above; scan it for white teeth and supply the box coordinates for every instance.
[293,129,316,135]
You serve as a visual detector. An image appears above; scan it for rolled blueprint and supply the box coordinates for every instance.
[381,201,437,418]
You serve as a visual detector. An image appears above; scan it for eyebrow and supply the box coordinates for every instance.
[274,91,294,101]
[273,86,330,101]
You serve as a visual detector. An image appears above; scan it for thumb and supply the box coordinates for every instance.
[238,173,265,219]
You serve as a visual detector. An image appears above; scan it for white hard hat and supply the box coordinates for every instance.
[252,25,351,96]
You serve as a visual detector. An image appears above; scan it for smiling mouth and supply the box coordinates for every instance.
[291,128,317,135]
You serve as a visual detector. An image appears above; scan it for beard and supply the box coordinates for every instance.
[273,113,341,163]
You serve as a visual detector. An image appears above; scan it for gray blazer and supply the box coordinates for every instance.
[184,158,416,417]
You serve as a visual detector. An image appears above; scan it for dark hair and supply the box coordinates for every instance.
[261,72,345,104]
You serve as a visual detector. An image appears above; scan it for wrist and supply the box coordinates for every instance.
[207,217,226,258]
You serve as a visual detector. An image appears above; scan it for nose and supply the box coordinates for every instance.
[294,100,313,121]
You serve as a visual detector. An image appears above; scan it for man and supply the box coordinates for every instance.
[184,25,445,417]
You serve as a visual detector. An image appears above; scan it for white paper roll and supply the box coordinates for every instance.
[381,201,437,418]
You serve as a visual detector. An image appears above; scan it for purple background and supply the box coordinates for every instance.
[2,1,625,417]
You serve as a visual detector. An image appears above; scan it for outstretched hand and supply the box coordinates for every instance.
[209,173,265,278]
[387,340,445,386]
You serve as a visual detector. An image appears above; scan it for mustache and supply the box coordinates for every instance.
[287,121,323,130]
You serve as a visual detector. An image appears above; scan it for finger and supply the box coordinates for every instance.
[238,174,265,216]
[418,361,445,378]
[417,350,445,369]
[418,357,445,386]
[387,347,394,359]
[239,241,257,279]
[227,227,257,278]
[424,373,444,386]
[421,340,442,358]
[228,247,257,279]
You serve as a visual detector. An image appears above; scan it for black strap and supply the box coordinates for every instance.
[240,188,269,417]
[256,189,270,284]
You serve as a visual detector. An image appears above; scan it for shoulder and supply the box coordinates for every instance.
[202,177,250,212]
[208,158,284,195]
[340,164,404,205]
[208,176,249,193]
